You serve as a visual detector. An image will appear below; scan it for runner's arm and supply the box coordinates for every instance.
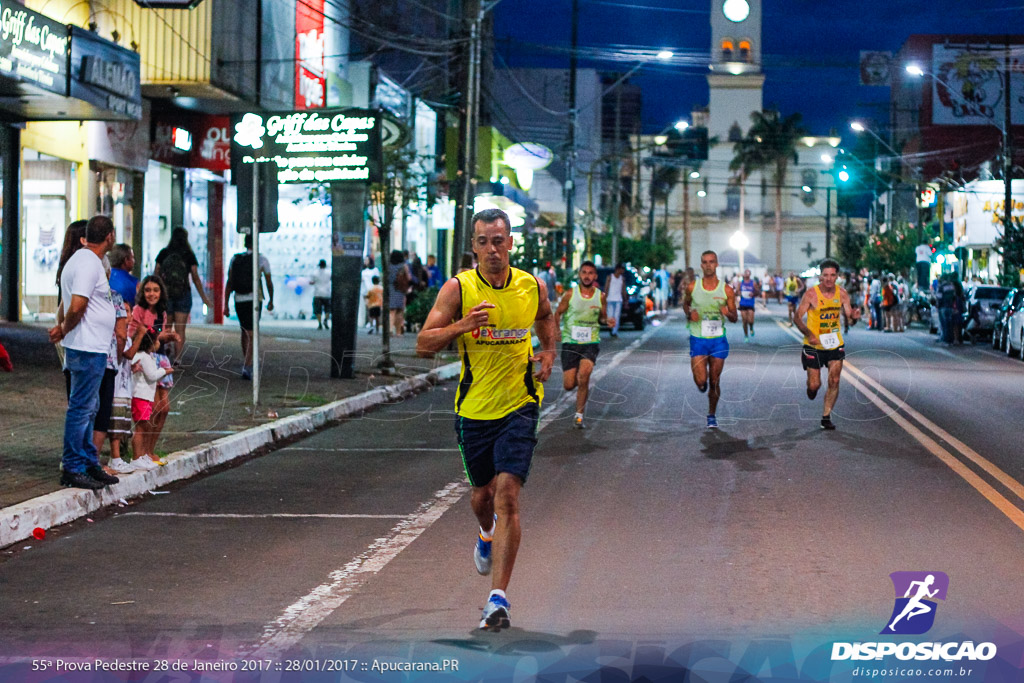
[599,291,612,325]
[722,285,739,322]
[417,278,482,357]
[531,279,557,382]
[682,282,698,322]
[793,289,818,344]
[840,288,861,322]
[553,289,572,330]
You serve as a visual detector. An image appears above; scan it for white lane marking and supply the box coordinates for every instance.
[775,319,1024,522]
[246,316,670,657]
[281,447,459,452]
[242,481,469,659]
[121,512,407,519]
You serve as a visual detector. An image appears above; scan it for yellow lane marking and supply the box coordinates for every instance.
[774,319,1024,533]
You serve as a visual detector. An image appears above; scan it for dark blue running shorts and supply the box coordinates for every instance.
[456,403,539,487]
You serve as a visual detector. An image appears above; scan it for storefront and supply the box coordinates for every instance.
[0,1,142,321]
[946,180,1024,282]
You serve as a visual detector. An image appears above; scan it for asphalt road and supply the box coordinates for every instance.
[2,304,1023,681]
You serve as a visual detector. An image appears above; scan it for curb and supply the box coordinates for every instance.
[0,361,462,549]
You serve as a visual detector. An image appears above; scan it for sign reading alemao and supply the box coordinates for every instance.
[230,108,383,184]
[0,0,69,94]
[69,26,142,120]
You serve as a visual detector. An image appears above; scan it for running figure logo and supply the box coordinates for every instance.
[881,571,949,635]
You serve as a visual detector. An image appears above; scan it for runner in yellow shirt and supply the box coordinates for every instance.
[793,259,860,430]
[417,208,557,631]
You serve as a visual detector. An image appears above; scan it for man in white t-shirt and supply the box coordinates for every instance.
[310,259,332,330]
[49,215,120,490]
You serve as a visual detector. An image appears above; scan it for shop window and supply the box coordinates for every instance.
[93,165,135,246]
[22,150,75,321]
[739,40,752,63]
[721,39,734,62]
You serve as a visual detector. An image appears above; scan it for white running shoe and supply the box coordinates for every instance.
[132,455,160,470]
[107,458,138,474]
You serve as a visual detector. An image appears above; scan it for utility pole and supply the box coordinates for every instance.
[1004,36,1013,238]
[452,0,483,276]
[647,162,656,243]
[610,80,622,266]
[825,186,832,258]
[564,0,579,269]
[683,172,691,265]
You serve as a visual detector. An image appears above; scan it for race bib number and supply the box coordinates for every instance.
[571,325,594,343]
[819,332,840,350]
[701,319,723,337]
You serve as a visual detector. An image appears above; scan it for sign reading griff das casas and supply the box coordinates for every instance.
[230,108,383,184]
[0,0,68,94]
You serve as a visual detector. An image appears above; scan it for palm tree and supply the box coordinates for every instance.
[730,110,807,273]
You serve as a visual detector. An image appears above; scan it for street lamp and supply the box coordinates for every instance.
[674,120,689,132]
[730,229,749,273]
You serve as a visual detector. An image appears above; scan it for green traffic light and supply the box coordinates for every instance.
[838,169,850,182]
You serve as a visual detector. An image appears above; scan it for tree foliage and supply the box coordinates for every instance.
[994,216,1024,286]
[730,110,808,273]
[591,230,675,270]
[859,223,917,274]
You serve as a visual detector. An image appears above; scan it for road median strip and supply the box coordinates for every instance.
[0,361,461,550]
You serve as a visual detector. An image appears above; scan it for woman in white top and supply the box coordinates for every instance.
[603,263,627,338]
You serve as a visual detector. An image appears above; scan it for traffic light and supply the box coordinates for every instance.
[837,166,851,183]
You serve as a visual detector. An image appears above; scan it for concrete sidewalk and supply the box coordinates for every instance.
[0,321,458,513]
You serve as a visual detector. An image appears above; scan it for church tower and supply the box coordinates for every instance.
[707,0,764,141]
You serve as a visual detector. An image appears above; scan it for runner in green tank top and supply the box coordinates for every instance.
[683,250,738,429]
[554,261,613,429]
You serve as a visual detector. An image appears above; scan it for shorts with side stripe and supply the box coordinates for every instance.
[455,403,539,487]
[801,344,845,370]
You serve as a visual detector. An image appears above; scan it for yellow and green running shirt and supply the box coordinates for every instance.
[560,286,601,345]
[455,267,543,420]
[805,285,844,350]
[688,278,728,339]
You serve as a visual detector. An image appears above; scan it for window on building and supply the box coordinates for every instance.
[726,183,740,215]
[728,122,743,142]
[739,40,751,63]
[721,39,734,62]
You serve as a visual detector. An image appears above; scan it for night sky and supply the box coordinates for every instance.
[493,0,1022,140]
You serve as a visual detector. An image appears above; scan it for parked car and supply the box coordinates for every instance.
[1004,300,1024,358]
[992,288,1023,350]
[963,285,1011,342]
[595,265,650,331]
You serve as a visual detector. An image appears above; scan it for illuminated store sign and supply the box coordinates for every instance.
[231,108,382,184]
[69,26,142,120]
[295,0,325,109]
[0,0,69,94]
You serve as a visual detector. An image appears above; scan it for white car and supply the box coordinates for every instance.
[1005,305,1024,357]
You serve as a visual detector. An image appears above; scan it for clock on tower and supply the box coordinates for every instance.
[722,0,749,23]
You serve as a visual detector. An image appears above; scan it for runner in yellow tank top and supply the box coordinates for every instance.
[793,259,861,430]
[417,208,557,632]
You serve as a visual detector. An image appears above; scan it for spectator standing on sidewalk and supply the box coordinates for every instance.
[365,276,383,334]
[427,254,443,288]
[108,243,139,306]
[869,273,883,330]
[128,275,179,463]
[155,228,212,362]
[48,215,121,490]
[388,250,411,336]
[359,256,380,329]
[224,235,274,380]
[54,220,88,394]
[131,330,173,469]
[603,263,627,338]
[310,259,331,330]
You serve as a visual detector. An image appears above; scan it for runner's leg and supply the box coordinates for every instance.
[823,360,843,417]
[690,354,709,391]
[575,359,595,415]
[491,472,522,592]
[708,356,725,415]
[470,480,497,534]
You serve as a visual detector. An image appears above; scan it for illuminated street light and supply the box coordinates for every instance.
[654,134,668,145]
[801,185,813,193]
[690,171,700,179]
[905,64,925,77]
[821,154,833,164]
[697,190,707,198]
[850,121,866,132]
[674,120,689,132]
[657,50,674,60]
